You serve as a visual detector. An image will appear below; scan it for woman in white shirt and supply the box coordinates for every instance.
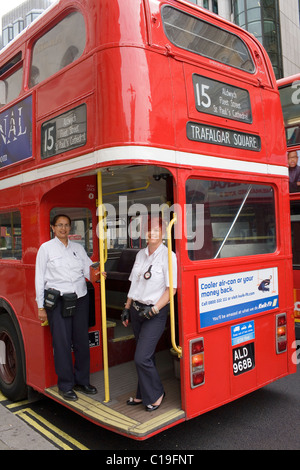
[121,216,177,411]
[35,214,97,401]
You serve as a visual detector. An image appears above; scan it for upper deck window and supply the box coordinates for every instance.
[162,6,255,73]
[0,53,23,108]
[30,11,86,88]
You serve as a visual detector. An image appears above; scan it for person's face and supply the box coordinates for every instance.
[146,219,163,247]
[51,216,71,243]
[288,152,298,168]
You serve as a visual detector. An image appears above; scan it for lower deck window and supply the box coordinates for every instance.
[186,179,276,260]
[0,211,22,259]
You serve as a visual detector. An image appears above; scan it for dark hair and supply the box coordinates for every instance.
[51,214,71,226]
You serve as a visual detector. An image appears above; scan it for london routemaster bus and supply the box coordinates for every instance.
[278,74,300,340]
[0,0,296,440]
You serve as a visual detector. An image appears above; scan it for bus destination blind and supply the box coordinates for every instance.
[187,121,261,151]
[41,104,87,159]
[192,74,252,124]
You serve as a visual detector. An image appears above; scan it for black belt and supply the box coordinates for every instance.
[132,301,153,311]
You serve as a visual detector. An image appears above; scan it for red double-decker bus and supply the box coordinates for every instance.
[0,0,296,440]
[278,74,300,340]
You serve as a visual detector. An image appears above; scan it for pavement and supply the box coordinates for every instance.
[0,403,57,450]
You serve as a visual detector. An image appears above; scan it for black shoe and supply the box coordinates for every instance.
[59,389,78,401]
[127,397,143,406]
[145,392,165,412]
[74,384,97,395]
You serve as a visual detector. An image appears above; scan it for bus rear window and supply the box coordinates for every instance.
[162,6,255,73]
[186,180,275,260]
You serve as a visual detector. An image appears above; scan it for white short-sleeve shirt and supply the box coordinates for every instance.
[127,243,177,305]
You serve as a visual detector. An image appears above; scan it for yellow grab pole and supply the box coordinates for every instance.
[166,213,182,358]
[97,171,110,403]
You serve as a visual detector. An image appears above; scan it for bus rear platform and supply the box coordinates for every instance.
[44,350,185,440]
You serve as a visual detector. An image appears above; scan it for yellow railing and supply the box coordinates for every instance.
[97,171,110,403]
[167,213,182,358]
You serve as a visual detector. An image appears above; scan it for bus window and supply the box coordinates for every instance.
[106,217,128,250]
[30,11,86,87]
[161,6,255,73]
[50,207,93,256]
[186,179,276,260]
[290,201,300,267]
[0,211,22,259]
[0,53,23,107]
[278,80,300,147]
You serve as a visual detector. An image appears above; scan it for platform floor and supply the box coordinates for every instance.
[45,350,185,439]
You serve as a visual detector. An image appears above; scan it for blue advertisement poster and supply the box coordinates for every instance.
[0,95,32,168]
[199,267,278,328]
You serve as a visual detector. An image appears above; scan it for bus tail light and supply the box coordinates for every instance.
[190,338,205,388]
[276,314,287,353]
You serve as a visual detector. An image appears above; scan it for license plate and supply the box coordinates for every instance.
[232,342,255,376]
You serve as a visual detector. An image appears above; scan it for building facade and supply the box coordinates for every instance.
[1,0,52,48]
[188,0,300,78]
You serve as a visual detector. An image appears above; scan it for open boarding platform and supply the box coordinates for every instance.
[45,350,184,439]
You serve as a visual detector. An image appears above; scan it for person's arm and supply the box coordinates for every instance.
[35,246,48,322]
[121,298,132,327]
[151,250,177,314]
[152,287,177,313]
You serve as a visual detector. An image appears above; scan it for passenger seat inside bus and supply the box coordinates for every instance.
[106,248,139,284]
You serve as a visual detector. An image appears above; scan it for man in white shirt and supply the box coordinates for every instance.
[35,214,96,401]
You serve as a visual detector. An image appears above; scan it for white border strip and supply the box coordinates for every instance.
[0,146,288,190]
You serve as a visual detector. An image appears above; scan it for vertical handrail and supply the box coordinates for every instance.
[97,171,110,403]
[166,213,182,358]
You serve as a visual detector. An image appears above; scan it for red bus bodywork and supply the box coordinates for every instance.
[0,0,296,439]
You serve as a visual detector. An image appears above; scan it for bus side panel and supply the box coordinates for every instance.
[36,55,94,119]
[259,87,287,166]
[20,317,56,391]
[96,48,176,149]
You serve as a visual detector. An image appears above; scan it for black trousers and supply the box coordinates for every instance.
[130,302,168,405]
[46,294,90,392]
